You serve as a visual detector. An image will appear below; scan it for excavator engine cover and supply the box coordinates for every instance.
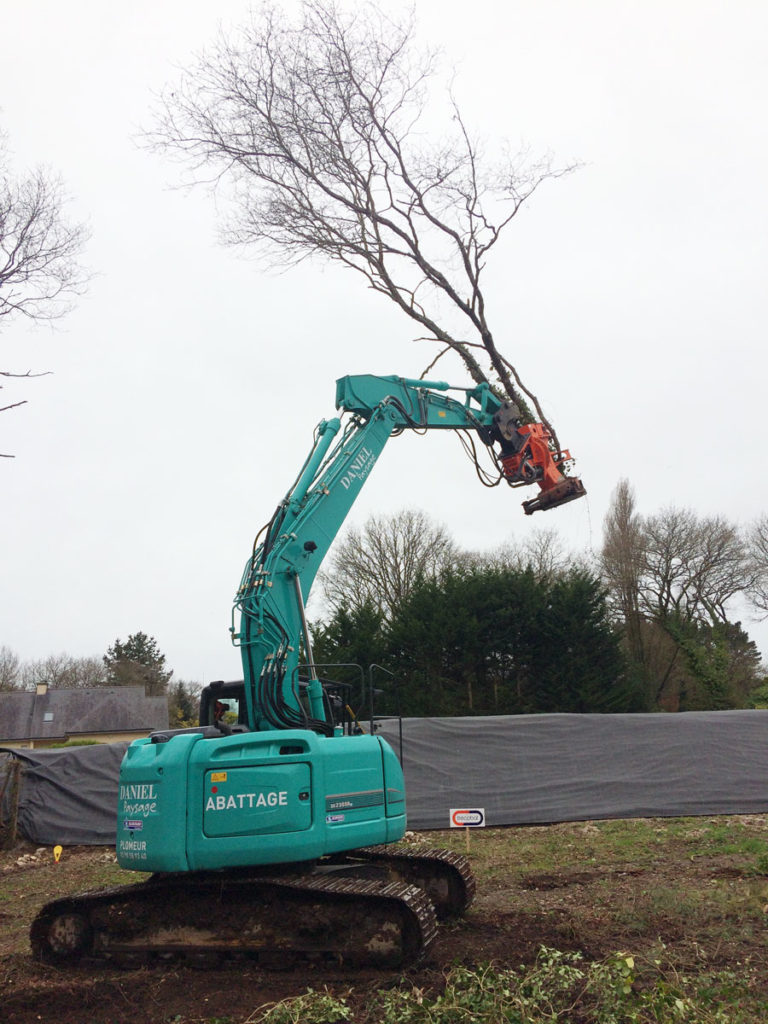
[117,729,406,873]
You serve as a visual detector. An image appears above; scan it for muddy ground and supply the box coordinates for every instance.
[2,820,767,1023]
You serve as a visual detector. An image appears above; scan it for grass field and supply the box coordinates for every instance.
[2,815,767,1022]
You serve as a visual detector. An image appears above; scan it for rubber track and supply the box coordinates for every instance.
[269,872,439,958]
[30,870,438,969]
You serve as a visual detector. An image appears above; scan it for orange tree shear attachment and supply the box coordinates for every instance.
[495,414,586,516]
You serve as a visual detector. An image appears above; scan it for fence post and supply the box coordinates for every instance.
[0,758,22,849]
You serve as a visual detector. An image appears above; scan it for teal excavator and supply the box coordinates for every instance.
[31,375,585,967]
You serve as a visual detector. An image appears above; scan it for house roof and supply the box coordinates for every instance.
[0,686,169,742]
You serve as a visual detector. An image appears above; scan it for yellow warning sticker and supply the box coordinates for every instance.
[211,771,228,783]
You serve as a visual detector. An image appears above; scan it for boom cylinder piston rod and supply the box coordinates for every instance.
[293,573,326,723]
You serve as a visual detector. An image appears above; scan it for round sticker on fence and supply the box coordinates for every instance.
[450,808,485,827]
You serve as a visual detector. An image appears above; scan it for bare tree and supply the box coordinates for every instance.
[599,482,763,710]
[21,653,75,689]
[641,508,747,626]
[0,135,88,325]
[746,513,768,619]
[516,527,576,581]
[320,507,457,618]
[20,653,107,690]
[470,526,576,581]
[1,130,89,454]
[151,0,574,433]
[0,645,21,691]
[67,656,109,689]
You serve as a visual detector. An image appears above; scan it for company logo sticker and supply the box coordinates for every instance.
[123,819,144,831]
[326,813,346,824]
[450,808,485,828]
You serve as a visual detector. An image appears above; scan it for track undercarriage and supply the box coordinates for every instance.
[30,846,474,969]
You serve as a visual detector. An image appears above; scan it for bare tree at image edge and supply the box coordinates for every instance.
[151,0,576,443]
[746,514,768,619]
[1,131,89,455]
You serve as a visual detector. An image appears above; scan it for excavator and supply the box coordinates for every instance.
[31,374,585,967]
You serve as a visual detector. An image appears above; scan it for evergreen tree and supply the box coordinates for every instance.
[385,567,630,716]
[103,632,173,696]
[311,601,388,716]
[660,617,763,711]
[533,571,641,713]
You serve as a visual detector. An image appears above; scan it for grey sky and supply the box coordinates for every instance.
[2,0,766,682]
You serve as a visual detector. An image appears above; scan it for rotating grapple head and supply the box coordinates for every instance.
[492,402,587,516]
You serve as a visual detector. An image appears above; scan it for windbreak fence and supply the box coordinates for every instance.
[2,710,766,844]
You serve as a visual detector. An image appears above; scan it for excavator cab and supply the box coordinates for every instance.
[200,680,248,732]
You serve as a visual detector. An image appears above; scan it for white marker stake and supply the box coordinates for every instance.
[449,808,486,853]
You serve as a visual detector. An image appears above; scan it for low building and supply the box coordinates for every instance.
[0,683,169,749]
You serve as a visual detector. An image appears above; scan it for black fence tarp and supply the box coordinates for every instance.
[2,710,767,844]
[377,710,768,829]
[0,743,129,845]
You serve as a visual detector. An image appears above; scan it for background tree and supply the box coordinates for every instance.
[103,632,173,696]
[601,479,645,667]
[311,600,388,713]
[1,128,89,455]
[533,570,640,713]
[474,525,577,582]
[599,482,762,710]
[314,494,765,715]
[0,134,88,324]
[152,0,573,434]
[167,679,202,728]
[0,648,110,690]
[315,558,632,718]
[70,656,109,688]
[383,565,631,716]
[639,509,753,707]
[746,514,768,619]
[640,508,748,627]
[320,508,456,620]
[0,645,21,691]
[21,653,106,690]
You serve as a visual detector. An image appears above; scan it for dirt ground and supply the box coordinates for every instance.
[2,821,767,1024]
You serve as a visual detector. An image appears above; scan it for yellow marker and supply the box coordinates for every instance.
[53,845,63,864]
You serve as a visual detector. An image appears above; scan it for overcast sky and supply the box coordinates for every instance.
[2,0,766,682]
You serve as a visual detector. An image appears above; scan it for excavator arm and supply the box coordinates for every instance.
[233,374,585,734]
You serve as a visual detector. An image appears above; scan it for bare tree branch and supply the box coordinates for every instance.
[0,399,27,414]
[0,138,89,324]
[0,129,89,452]
[149,0,576,416]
